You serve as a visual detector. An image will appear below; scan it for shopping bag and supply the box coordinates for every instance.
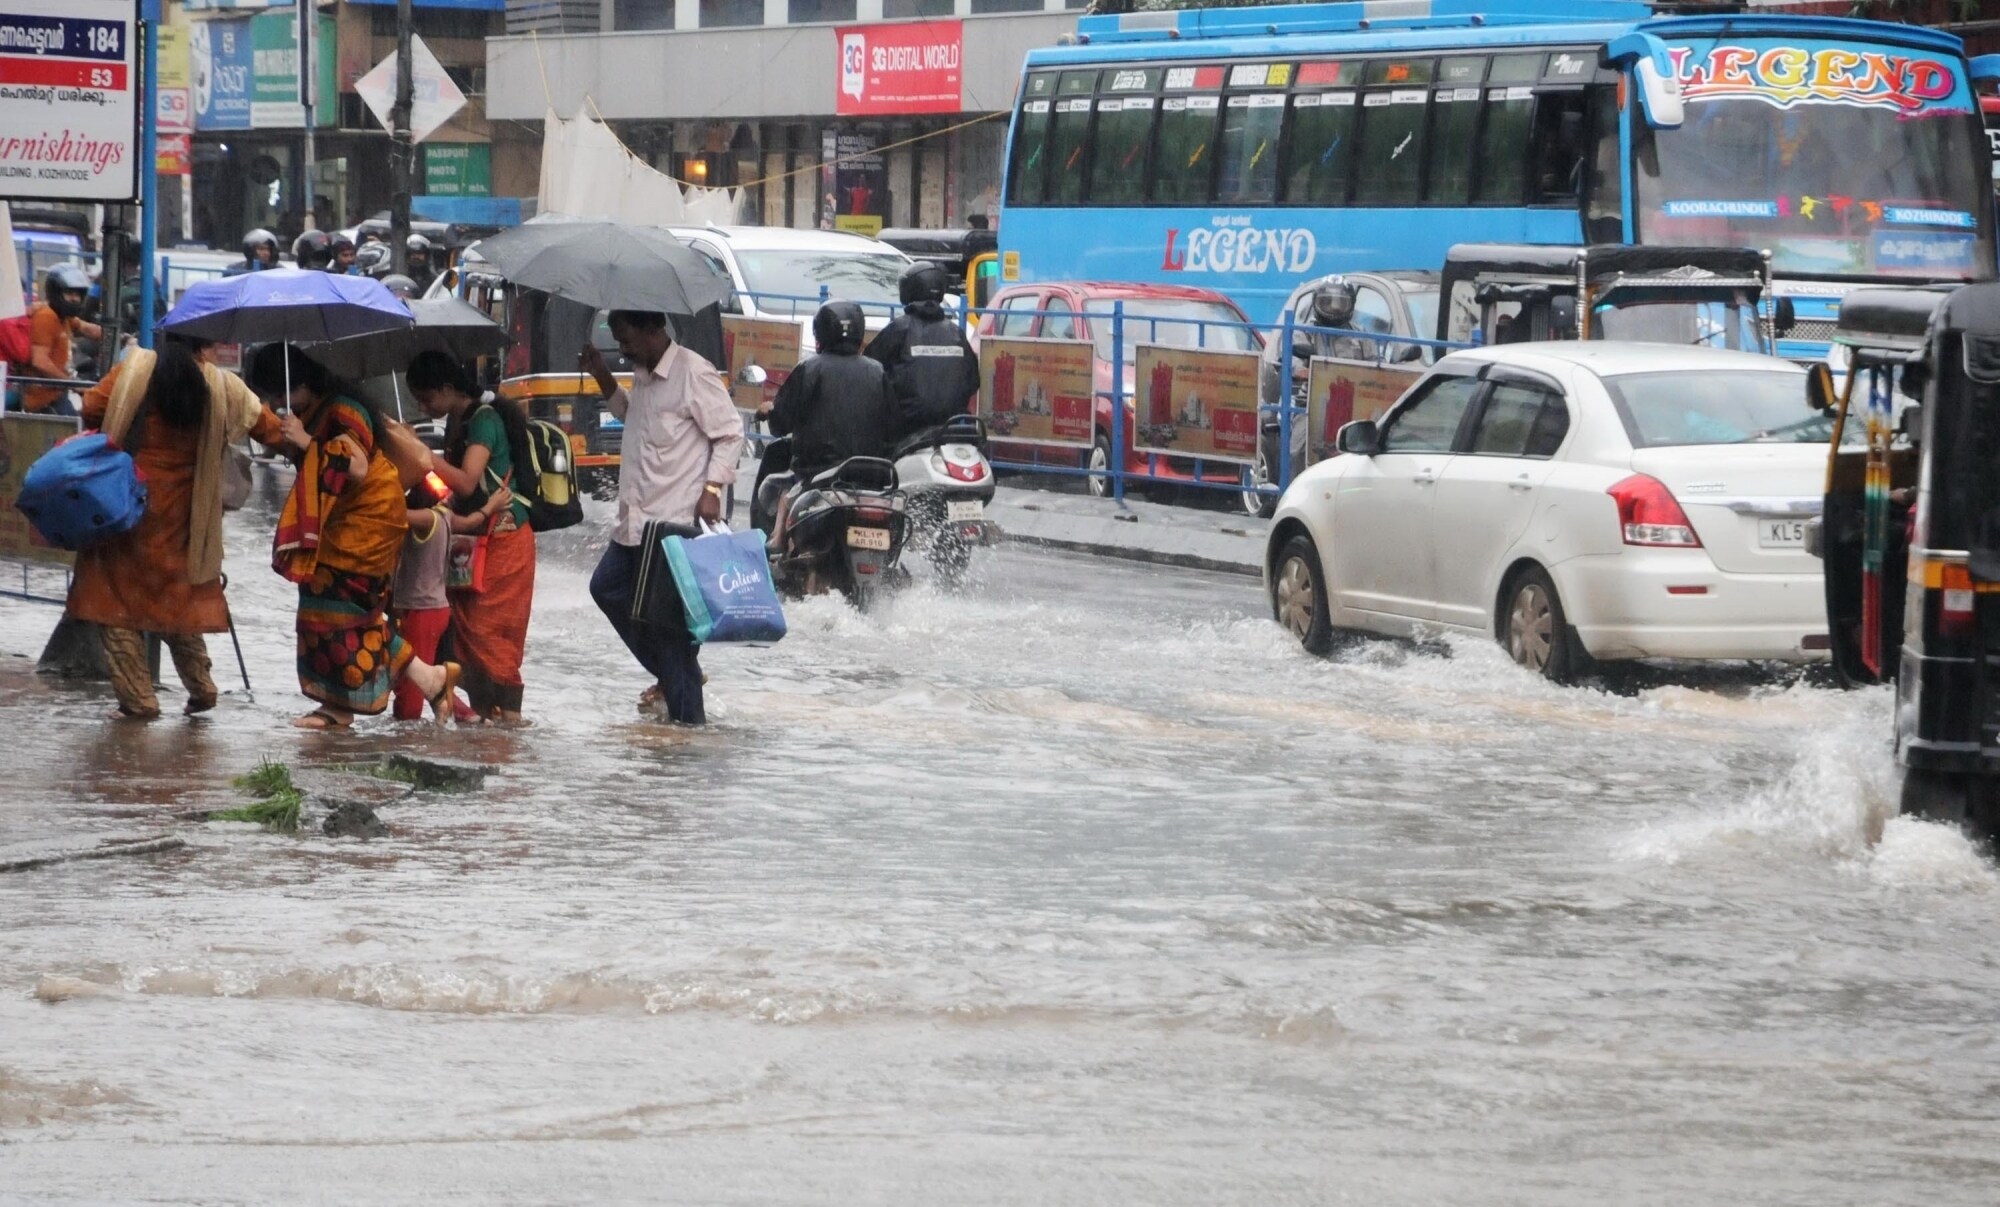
[662,523,786,644]
[14,432,148,551]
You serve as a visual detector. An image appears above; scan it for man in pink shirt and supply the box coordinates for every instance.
[580,311,745,724]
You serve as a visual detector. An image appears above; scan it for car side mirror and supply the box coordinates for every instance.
[737,363,768,387]
[1335,419,1380,456]
[1393,342,1424,364]
[1773,297,1796,336]
[1805,363,1835,413]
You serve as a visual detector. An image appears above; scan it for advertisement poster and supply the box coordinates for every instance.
[156,132,192,176]
[821,128,886,237]
[979,336,1094,449]
[721,315,799,415]
[0,1,139,202]
[249,10,335,129]
[156,23,188,90]
[192,17,253,132]
[1131,345,1260,463]
[836,20,961,116]
[0,412,81,567]
[1305,357,1420,463]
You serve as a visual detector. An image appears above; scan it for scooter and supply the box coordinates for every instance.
[890,413,998,581]
[751,439,910,611]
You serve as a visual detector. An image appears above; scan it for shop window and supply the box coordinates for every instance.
[789,0,854,21]
[884,0,951,15]
[1281,93,1354,206]
[614,0,672,29]
[1353,90,1428,205]
[699,0,761,27]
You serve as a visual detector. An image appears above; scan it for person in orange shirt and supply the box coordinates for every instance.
[24,265,101,415]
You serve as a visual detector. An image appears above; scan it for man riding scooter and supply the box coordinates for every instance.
[758,299,896,551]
[865,261,979,440]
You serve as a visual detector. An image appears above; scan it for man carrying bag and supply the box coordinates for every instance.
[580,311,744,725]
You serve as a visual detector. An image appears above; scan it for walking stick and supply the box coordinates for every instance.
[219,573,253,700]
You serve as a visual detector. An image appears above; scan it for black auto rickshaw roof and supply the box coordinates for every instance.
[877,227,997,265]
[1443,243,1767,282]
[1833,287,1953,358]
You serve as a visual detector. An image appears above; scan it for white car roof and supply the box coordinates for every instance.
[663,225,906,256]
[1439,341,1804,379]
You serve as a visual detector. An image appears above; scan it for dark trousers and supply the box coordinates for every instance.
[590,541,705,725]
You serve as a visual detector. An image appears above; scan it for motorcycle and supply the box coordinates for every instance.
[890,413,998,581]
[751,439,910,611]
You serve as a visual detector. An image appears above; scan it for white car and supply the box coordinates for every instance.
[1264,343,1831,679]
[665,225,913,352]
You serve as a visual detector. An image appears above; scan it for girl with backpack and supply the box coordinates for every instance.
[405,351,536,725]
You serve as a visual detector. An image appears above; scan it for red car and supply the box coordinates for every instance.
[979,282,1262,497]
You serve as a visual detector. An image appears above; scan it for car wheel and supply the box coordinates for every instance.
[1272,533,1334,655]
[1085,433,1111,498]
[1502,566,1579,682]
[1241,444,1276,518]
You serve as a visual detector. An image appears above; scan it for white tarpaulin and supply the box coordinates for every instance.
[537,108,743,228]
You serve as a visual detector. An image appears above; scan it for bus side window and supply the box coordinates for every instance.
[1217,93,1285,205]
[1151,94,1221,205]
[1427,86,1482,205]
[1475,86,1534,204]
[1529,91,1589,203]
[1282,91,1356,206]
[1583,85,1623,241]
[1354,89,1429,205]
[1007,74,1059,206]
[1088,96,1155,206]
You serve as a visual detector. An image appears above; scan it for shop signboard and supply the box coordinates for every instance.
[835,20,962,116]
[192,17,253,132]
[0,412,81,568]
[157,86,192,133]
[423,142,490,196]
[249,10,335,129]
[720,315,798,418]
[978,336,1094,450]
[156,132,192,176]
[1304,357,1420,463]
[156,23,189,90]
[0,1,140,202]
[1131,345,1260,464]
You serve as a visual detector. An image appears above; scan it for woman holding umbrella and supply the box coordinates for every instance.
[69,336,292,719]
[405,350,536,724]
[248,344,460,729]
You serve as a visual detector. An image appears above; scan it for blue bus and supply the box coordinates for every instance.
[996,0,1998,355]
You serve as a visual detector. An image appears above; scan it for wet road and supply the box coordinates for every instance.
[2,485,1997,1205]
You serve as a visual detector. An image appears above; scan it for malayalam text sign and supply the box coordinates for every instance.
[721,315,799,415]
[1132,344,1260,464]
[0,412,81,568]
[836,20,961,116]
[0,2,139,202]
[1305,357,1421,463]
[979,336,1094,449]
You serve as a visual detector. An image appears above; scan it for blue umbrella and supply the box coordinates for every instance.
[159,268,413,344]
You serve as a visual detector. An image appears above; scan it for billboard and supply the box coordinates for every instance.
[835,20,961,116]
[250,10,335,129]
[1131,345,1260,464]
[192,17,253,132]
[1304,357,1420,463]
[0,2,140,202]
[978,336,1094,449]
[720,315,798,417]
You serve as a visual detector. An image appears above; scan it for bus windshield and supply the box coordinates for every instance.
[1636,37,1993,281]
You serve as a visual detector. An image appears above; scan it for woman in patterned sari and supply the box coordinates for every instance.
[247,345,460,730]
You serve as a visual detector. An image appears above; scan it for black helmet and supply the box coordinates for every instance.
[898,261,951,307]
[293,230,333,269]
[812,300,867,355]
[378,273,421,299]
[44,264,90,317]
[242,227,281,265]
[355,242,392,277]
[1311,277,1358,328]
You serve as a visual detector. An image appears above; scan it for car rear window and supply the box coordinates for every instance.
[1082,298,1255,363]
[1602,368,1815,448]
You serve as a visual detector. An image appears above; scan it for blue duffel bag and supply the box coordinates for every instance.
[663,524,787,644]
[14,433,148,551]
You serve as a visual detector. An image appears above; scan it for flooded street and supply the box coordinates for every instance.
[3,488,1998,1204]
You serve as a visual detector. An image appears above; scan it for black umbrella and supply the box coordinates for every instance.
[467,222,733,316]
[297,295,509,380]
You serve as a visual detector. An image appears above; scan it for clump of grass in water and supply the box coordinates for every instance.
[213,759,303,832]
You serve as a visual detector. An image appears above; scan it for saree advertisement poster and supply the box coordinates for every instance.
[721,316,799,414]
[1132,345,1259,463]
[979,336,1094,449]
[0,412,81,567]
[1305,358,1420,463]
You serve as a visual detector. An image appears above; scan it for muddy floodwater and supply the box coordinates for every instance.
[2,490,1997,1204]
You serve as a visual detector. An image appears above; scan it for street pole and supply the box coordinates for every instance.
[300,0,316,228]
[390,0,414,274]
[137,0,160,351]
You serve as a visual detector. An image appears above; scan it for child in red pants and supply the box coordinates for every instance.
[392,499,481,722]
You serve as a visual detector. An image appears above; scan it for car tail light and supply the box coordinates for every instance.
[1938,561,1977,638]
[1607,474,1702,548]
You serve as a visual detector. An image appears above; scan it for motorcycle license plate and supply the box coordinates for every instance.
[946,499,984,522]
[846,526,891,551]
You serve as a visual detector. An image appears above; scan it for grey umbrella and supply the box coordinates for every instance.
[466,222,733,315]
[297,295,508,380]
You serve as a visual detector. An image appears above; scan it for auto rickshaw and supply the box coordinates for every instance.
[1810,284,2000,837]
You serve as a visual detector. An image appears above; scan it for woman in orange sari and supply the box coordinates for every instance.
[70,336,291,719]
[247,344,460,730]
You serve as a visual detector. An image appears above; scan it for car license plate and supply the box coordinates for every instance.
[947,499,984,522]
[846,526,891,551]
[1759,518,1808,548]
